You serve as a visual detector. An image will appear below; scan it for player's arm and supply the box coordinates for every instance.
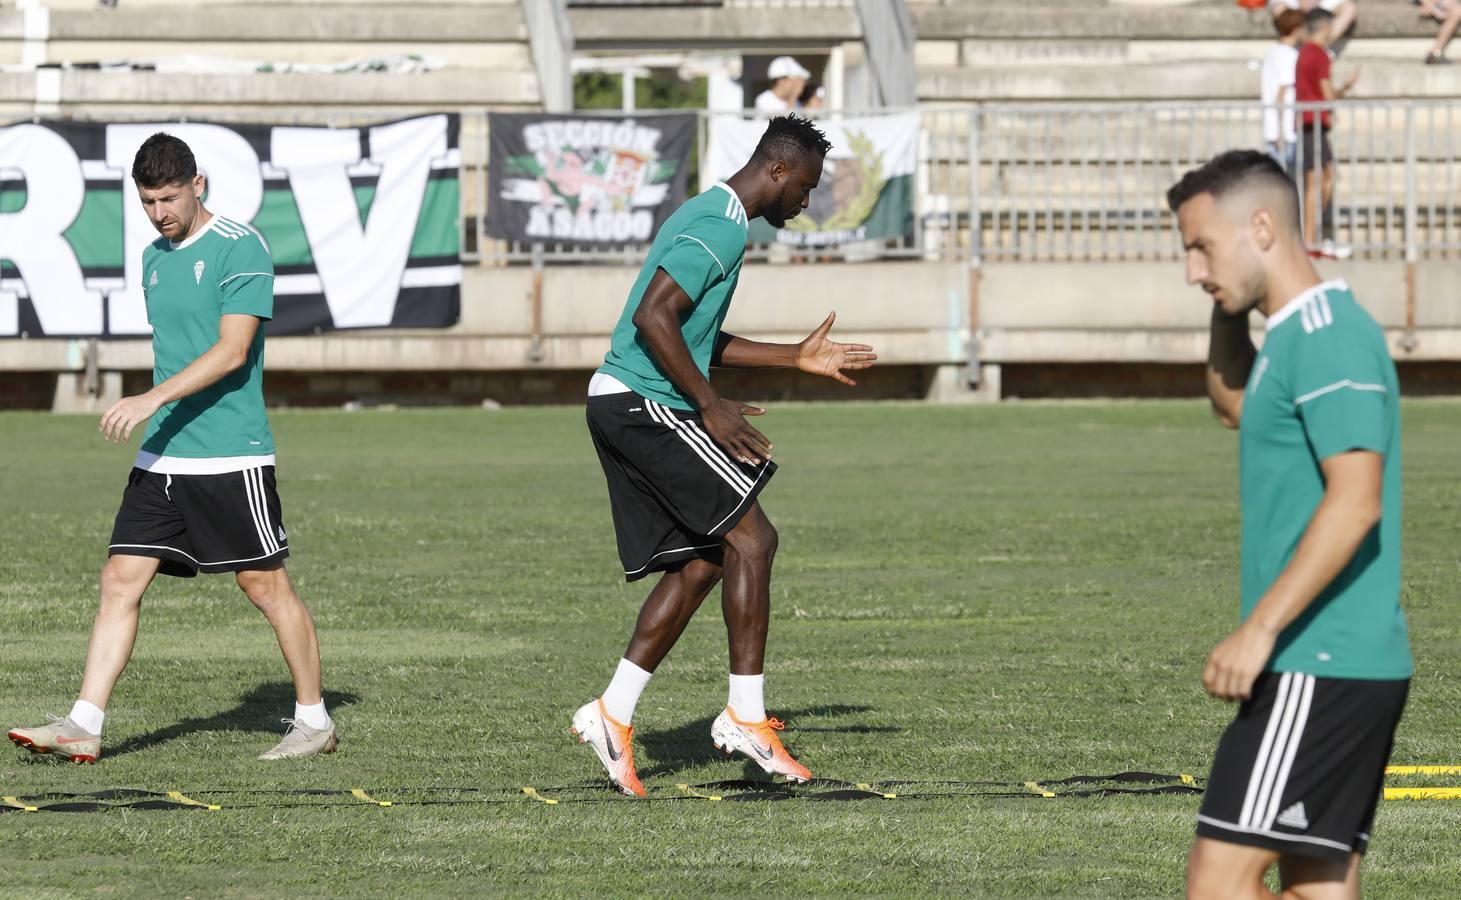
[99,314,260,443]
[633,269,774,464]
[1206,306,1256,429]
[1202,451,1383,701]
[714,313,878,386]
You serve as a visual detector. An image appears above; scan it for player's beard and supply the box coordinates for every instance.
[762,187,799,229]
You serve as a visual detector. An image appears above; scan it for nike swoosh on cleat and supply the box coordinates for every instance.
[601,720,622,762]
[55,736,95,745]
[751,740,774,760]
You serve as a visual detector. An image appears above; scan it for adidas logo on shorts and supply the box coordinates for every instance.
[1276,801,1310,830]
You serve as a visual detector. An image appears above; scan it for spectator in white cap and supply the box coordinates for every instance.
[754,56,812,115]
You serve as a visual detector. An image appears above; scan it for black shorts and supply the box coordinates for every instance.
[1299,126,1333,172]
[1196,671,1409,861]
[587,391,775,581]
[108,466,290,578]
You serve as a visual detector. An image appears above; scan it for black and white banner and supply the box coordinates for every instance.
[487,112,695,246]
[0,114,462,338]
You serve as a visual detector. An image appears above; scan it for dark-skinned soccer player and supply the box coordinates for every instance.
[570,115,876,795]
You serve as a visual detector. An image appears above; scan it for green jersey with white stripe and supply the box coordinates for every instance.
[598,182,750,411]
[137,214,277,469]
[1240,280,1411,679]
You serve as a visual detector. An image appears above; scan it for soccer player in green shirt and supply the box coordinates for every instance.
[7,134,336,763]
[1169,150,1410,899]
[570,115,877,795]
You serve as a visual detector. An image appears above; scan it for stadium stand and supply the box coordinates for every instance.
[3,0,1460,407]
[0,0,537,118]
[913,0,1461,101]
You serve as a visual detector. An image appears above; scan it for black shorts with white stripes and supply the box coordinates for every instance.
[108,466,290,578]
[1196,671,1409,861]
[586,390,775,582]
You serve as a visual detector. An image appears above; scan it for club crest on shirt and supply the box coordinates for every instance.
[148,270,158,287]
[194,260,205,284]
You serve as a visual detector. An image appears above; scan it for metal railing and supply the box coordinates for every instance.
[969,100,1461,264]
[461,100,1461,267]
[4,100,1454,268]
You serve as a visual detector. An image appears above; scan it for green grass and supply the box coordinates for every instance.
[1,401,1457,897]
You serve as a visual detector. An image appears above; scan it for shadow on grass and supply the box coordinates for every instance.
[102,682,361,759]
[637,703,900,780]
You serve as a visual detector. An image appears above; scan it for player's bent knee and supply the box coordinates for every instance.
[1186,839,1274,900]
[726,517,778,562]
[682,558,724,591]
[98,560,148,607]
[236,570,285,610]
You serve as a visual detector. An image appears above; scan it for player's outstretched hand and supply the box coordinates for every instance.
[701,397,772,465]
[796,312,877,386]
[1201,621,1277,702]
[99,393,161,444]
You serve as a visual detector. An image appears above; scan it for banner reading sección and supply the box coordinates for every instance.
[486,112,695,246]
[705,113,919,248]
[0,114,462,338]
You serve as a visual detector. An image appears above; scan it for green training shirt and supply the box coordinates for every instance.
[1240,279,1411,679]
[136,214,277,473]
[598,182,750,410]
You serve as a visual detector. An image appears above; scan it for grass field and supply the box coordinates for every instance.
[1,401,1458,897]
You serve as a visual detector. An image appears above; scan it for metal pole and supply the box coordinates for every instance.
[1401,103,1419,354]
[969,107,982,265]
[967,107,983,387]
[85,338,99,399]
[529,242,546,363]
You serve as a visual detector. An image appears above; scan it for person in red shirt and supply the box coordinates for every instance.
[1295,9,1359,256]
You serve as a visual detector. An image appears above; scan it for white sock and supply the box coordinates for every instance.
[69,700,105,736]
[294,699,330,731]
[600,658,652,724]
[727,673,765,722]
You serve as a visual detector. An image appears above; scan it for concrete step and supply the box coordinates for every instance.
[35,0,513,7]
[10,41,531,71]
[0,5,525,43]
[922,38,1457,68]
[568,3,861,45]
[918,60,1461,101]
[0,69,540,112]
[912,3,1445,40]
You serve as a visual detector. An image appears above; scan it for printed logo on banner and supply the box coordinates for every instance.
[704,113,920,248]
[0,114,463,338]
[487,113,696,246]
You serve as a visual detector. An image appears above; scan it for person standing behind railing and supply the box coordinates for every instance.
[1295,8,1358,258]
[1262,9,1309,176]
[1268,0,1356,55]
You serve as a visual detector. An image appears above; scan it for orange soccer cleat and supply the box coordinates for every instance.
[710,707,813,784]
[570,698,645,797]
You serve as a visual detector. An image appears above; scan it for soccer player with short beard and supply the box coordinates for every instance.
[8,134,335,763]
[571,115,876,796]
[1170,150,1411,900]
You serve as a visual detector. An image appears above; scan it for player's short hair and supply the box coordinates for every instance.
[750,114,832,167]
[131,133,197,188]
[1274,8,1307,37]
[1306,7,1335,28]
[1166,149,1298,227]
